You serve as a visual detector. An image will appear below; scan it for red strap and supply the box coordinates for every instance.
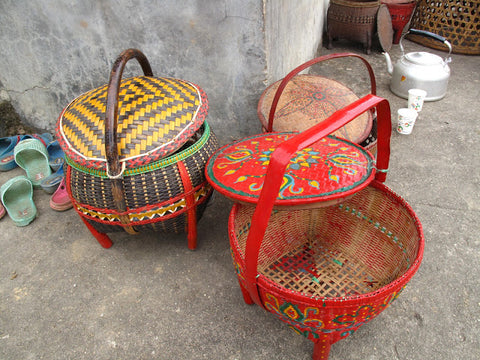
[267,53,376,132]
[177,160,198,250]
[244,94,391,307]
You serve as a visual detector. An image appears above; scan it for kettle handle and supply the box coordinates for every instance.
[400,29,452,60]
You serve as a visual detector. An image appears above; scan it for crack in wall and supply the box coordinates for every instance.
[3,85,51,96]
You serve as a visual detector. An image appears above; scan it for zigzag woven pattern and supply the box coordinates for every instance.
[58,76,208,170]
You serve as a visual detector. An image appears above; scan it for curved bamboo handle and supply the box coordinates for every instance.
[267,52,377,132]
[105,48,153,178]
[104,49,153,233]
[244,94,391,306]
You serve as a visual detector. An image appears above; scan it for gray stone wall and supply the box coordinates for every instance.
[264,0,325,83]
[0,0,325,141]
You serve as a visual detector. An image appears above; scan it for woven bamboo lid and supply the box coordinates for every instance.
[206,132,375,208]
[57,76,208,171]
[258,75,373,144]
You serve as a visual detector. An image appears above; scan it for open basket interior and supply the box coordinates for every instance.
[231,183,422,299]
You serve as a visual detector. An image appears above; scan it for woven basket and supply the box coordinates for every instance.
[408,0,480,55]
[56,49,218,249]
[258,53,378,156]
[327,0,381,54]
[223,95,424,359]
[230,182,424,358]
[383,1,417,43]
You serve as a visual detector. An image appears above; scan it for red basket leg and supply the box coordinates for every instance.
[313,335,332,360]
[177,160,198,250]
[80,217,113,249]
[238,280,254,305]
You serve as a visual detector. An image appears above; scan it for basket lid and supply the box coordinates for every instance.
[57,75,208,171]
[377,4,394,52]
[206,131,376,208]
[258,75,373,144]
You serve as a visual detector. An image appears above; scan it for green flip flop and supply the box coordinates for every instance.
[0,175,37,226]
[14,138,52,187]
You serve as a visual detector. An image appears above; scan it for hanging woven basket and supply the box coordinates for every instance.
[56,49,218,249]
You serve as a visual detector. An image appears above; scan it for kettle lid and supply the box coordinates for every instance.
[405,51,443,66]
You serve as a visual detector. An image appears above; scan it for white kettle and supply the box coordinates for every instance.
[384,29,452,101]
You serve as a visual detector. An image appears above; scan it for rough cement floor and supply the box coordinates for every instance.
[1,40,479,360]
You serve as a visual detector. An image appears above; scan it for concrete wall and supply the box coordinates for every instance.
[0,0,325,142]
[264,0,325,83]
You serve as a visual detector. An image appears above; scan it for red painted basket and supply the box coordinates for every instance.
[56,49,218,249]
[383,1,417,43]
[214,95,424,359]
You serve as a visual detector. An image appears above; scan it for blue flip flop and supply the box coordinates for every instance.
[0,135,23,157]
[14,138,52,187]
[40,159,64,194]
[0,175,36,226]
[46,140,65,171]
[0,133,53,172]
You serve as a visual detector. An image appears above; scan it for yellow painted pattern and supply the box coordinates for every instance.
[61,76,202,159]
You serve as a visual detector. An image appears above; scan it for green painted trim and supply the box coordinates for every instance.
[66,122,211,178]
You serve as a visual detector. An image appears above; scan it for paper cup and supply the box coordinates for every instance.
[397,108,418,135]
[408,89,427,112]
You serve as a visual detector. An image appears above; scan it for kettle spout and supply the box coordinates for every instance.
[383,52,393,75]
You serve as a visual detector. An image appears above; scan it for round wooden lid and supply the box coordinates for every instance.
[206,132,375,208]
[377,4,394,52]
[257,75,373,144]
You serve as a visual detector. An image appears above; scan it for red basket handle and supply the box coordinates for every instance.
[104,48,154,233]
[244,94,391,307]
[266,52,377,132]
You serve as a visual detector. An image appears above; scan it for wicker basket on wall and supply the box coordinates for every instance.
[408,0,480,55]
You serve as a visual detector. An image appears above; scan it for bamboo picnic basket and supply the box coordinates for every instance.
[56,49,218,249]
[207,94,424,359]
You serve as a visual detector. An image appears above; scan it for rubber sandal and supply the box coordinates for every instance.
[46,140,64,171]
[0,135,23,157]
[40,159,64,194]
[14,138,52,187]
[0,133,53,172]
[0,175,36,226]
[50,177,72,211]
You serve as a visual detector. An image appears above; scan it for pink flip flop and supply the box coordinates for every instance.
[0,200,5,220]
[49,177,72,211]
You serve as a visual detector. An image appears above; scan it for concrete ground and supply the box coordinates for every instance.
[0,40,479,360]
